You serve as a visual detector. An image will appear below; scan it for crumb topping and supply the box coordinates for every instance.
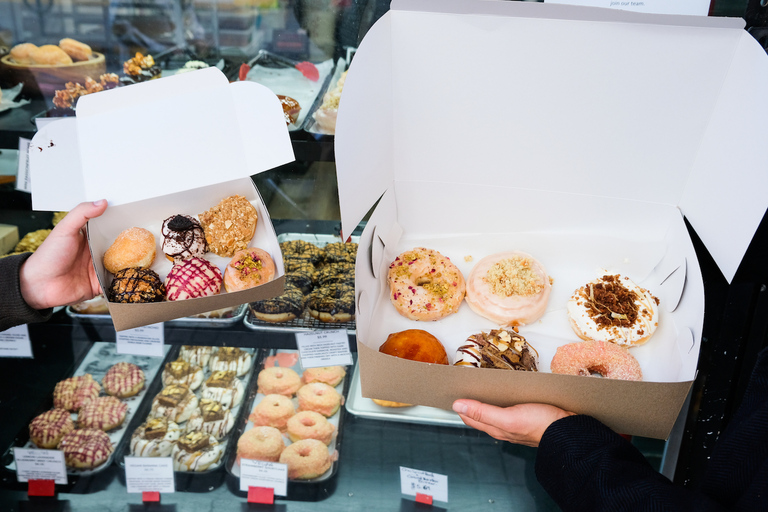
[580,274,640,329]
[484,256,544,297]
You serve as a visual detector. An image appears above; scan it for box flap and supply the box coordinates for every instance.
[29,67,294,211]
[336,0,768,283]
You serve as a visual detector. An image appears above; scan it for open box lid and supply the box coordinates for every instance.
[29,67,294,210]
[335,0,768,283]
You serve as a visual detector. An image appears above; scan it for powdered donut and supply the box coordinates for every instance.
[185,399,235,440]
[237,426,285,463]
[172,432,223,472]
[29,409,75,449]
[77,396,128,431]
[550,340,643,381]
[256,366,301,396]
[223,248,276,292]
[210,347,252,377]
[53,374,101,412]
[103,362,145,398]
[302,366,346,387]
[287,410,335,445]
[567,273,660,347]
[103,227,156,274]
[297,382,342,417]
[465,251,551,327]
[387,247,466,321]
[248,393,295,432]
[162,360,204,390]
[130,418,182,457]
[279,438,333,480]
[59,428,113,469]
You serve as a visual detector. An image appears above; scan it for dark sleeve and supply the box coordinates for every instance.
[0,253,53,332]
[535,414,724,512]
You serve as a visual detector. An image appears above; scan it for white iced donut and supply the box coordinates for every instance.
[162,360,204,390]
[210,347,252,377]
[149,384,199,423]
[178,345,213,369]
[185,399,235,440]
[200,371,245,409]
[130,418,182,457]
[172,432,223,472]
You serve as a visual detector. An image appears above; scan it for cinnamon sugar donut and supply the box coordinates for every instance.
[465,251,551,327]
[103,227,157,274]
[223,248,276,292]
[29,409,75,449]
[387,247,466,321]
[77,396,128,431]
[279,439,333,480]
[287,410,335,445]
[53,374,101,412]
[103,362,145,398]
[59,428,113,469]
[248,393,295,432]
[302,366,346,387]
[297,382,342,417]
[237,426,285,463]
[256,366,301,397]
[550,340,643,381]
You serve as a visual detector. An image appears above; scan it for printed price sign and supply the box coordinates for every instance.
[124,457,174,493]
[400,466,448,503]
[14,448,67,484]
[295,330,353,368]
[239,459,288,496]
[116,323,164,357]
[0,324,33,358]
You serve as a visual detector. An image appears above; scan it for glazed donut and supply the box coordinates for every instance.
[162,360,204,390]
[223,248,276,292]
[103,227,157,275]
[237,426,285,463]
[9,43,37,65]
[297,382,342,417]
[53,374,101,412]
[58,38,92,61]
[302,366,346,387]
[465,251,551,327]
[59,428,113,469]
[287,411,335,445]
[312,262,354,287]
[567,273,660,347]
[200,370,245,409]
[29,409,75,449]
[172,432,223,472]
[30,45,72,65]
[77,396,128,431]
[550,340,643,381]
[256,366,301,397]
[248,393,295,432]
[455,328,538,371]
[249,283,306,323]
[178,345,213,369]
[103,362,145,398]
[285,269,314,295]
[322,242,357,264]
[280,240,323,265]
[150,384,199,423]
[130,417,182,457]
[185,399,235,440]
[279,438,333,480]
[387,247,466,321]
[210,347,252,377]
[306,282,355,323]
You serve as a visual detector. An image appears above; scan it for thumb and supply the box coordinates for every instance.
[453,399,504,426]
[54,200,108,236]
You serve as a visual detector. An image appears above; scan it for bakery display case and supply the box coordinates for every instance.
[1,0,768,510]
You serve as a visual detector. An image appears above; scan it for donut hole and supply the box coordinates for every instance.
[298,446,312,457]
[301,417,316,427]
[581,365,607,378]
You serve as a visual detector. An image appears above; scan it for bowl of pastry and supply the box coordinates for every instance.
[1,38,106,97]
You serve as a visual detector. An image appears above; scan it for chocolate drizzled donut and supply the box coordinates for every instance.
[161,214,208,262]
[108,268,165,303]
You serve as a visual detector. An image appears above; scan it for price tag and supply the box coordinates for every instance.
[16,138,31,193]
[239,459,288,497]
[400,467,448,504]
[0,324,33,358]
[116,323,164,357]
[295,330,353,368]
[14,448,67,485]
[124,457,175,494]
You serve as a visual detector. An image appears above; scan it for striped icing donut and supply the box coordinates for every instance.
[103,362,145,398]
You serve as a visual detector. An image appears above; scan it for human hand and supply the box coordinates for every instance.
[452,399,575,447]
[19,199,108,310]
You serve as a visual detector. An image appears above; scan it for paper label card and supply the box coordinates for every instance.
[544,0,711,15]
[400,467,448,504]
[14,448,67,485]
[124,456,175,494]
[295,330,353,368]
[16,138,31,193]
[0,324,33,358]
[116,323,164,357]
[239,459,288,496]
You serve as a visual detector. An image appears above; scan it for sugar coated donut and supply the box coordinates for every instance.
[297,382,342,417]
[302,366,346,387]
[59,428,113,469]
[568,273,660,347]
[388,247,465,321]
[186,399,235,440]
[248,393,295,432]
[257,366,301,396]
[172,432,223,472]
[29,409,75,449]
[53,374,101,412]
[211,347,252,377]
[279,438,333,480]
[455,328,538,371]
[223,248,276,292]
[103,362,145,398]
[103,227,156,275]
[465,251,551,327]
[551,340,643,381]
[287,410,335,445]
[130,418,182,457]
[237,426,285,463]
[77,396,128,431]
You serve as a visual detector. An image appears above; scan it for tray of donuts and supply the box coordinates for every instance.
[224,349,350,490]
[244,234,358,334]
[114,345,260,484]
[2,341,171,480]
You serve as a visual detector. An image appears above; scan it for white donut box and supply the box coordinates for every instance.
[336,0,768,439]
[28,68,292,331]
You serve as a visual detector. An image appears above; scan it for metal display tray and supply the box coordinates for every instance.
[66,304,247,328]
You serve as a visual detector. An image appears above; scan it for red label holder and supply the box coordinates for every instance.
[248,486,275,504]
[28,479,55,497]
[142,491,161,502]
[415,492,433,505]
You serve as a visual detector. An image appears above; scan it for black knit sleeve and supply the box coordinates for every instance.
[0,253,53,332]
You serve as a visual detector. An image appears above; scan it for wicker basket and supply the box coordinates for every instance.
[0,52,107,98]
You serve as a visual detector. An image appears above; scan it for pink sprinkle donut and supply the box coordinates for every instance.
[248,394,295,432]
[550,340,642,381]
[256,366,302,397]
[302,366,346,387]
[237,426,285,463]
[297,382,342,417]
[279,439,333,480]
[287,410,335,445]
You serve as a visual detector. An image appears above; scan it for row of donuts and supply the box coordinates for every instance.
[248,240,356,324]
[128,346,254,472]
